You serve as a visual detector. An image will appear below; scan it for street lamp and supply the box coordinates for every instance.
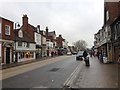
[14,22,20,63]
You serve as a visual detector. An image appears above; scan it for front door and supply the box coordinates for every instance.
[6,47,10,64]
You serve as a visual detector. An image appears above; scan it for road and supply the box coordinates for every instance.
[2,55,80,88]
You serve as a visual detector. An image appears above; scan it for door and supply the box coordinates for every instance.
[6,47,10,64]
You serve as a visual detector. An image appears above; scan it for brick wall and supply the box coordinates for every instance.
[2,18,14,40]
[105,2,119,25]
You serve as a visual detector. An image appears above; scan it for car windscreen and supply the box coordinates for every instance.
[78,51,83,55]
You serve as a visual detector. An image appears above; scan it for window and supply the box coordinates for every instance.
[18,42,22,46]
[106,11,109,21]
[18,30,23,38]
[26,42,30,47]
[114,25,117,40]
[0,23,1,34]
[5,25,10,35]
[116,23,120,37]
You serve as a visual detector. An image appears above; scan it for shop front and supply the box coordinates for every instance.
[16,50,35,62]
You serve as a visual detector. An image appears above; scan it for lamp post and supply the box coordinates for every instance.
[14,22,20,63]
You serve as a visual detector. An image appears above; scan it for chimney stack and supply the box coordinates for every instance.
[22,14,28,31]
[37,25,40,33]
[46,26,49,36]
[59,34,62,37]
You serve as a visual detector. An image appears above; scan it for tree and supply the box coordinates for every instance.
[73,40,87,51]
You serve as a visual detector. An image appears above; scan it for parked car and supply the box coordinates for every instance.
[72,52,77,55]
[67,52,72,55]
[76,51,84,60]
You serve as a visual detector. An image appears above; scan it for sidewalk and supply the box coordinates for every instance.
[70,56,119,89]
[1,56,59,70]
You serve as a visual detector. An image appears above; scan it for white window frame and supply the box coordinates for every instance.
[0,23,1,34]
[106,11,109,21]
[5,25,10,35]
[18,30,23,38]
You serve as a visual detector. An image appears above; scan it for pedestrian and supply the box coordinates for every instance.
[14,54,16,63]
[117,54,120,64]
[99,51,103,63]
[83,50,88,60]
[51,51,54,57]
[97,51,100,59]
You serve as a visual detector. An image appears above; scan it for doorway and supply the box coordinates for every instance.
[6,47,10,64]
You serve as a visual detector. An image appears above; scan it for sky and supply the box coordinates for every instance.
[0,0,104,48]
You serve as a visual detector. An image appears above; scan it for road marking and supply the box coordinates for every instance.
[63,61,84,87]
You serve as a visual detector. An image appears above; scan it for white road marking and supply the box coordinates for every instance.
[63,61,84,87]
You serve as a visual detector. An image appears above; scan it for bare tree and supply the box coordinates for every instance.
[73,40,87,51]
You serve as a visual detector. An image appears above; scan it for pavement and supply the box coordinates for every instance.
[63,56,120,90]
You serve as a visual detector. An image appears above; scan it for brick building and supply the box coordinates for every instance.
[94,0,120,63]
[110,1,120,62]
[46,27,57,56]
[14,15,36,62]
[0,17,14,64]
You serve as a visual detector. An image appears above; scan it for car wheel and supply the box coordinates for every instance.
[76,57,79,60]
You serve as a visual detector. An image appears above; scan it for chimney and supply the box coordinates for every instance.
[59,34,62,37]
[22,14,28,31]
[37,25,40,33]
[53,31,55,34]
[46,26,48,36]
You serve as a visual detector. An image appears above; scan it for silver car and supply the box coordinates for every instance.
[76,51,84,60]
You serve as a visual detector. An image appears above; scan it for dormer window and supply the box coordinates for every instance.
[18,30,23,38]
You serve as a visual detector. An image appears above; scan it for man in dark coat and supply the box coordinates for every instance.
[83,50,88,59]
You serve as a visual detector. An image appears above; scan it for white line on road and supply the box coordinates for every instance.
[63,61,84,87]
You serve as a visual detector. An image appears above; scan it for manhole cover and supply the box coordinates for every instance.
[49,68,60,72]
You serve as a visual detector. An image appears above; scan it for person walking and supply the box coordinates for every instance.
[83,50,89,66]
[97,51,100,60]
[83,50,88,59]
[117,54,120,64]
[99,50,103,63]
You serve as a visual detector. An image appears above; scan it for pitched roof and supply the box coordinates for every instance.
[48,31,56,36]
[14,27,35,43]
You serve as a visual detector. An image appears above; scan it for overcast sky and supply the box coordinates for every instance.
[0,0,104,48]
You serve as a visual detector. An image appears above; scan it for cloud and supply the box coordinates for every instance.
[0,0,104,48]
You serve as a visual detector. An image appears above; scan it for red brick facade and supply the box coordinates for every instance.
[0,17,14,64]
[56,35,64,48]
[22,15,35,42]
[104,2,119,25]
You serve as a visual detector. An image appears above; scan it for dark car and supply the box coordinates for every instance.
[76,51,84,60]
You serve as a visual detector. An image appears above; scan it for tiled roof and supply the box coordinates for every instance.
[48,31,56,36]
[14,27,35,43]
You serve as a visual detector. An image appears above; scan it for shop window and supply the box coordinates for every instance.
[19,52,23,59]
[30,52,34,58]
[25,52,30,58]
